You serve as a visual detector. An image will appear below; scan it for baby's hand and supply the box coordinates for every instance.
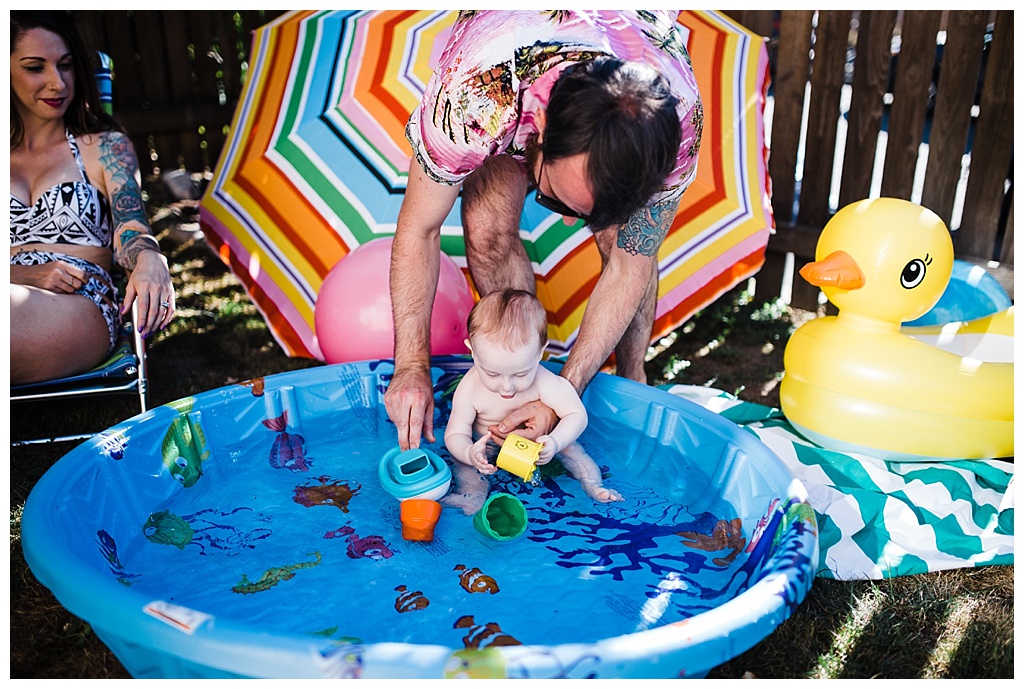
[469,432,497,475]
[536,435,558,463]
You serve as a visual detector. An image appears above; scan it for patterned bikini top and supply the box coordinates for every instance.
[9,130,113,249]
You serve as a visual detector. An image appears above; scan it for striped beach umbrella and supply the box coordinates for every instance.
[200,10,773,361]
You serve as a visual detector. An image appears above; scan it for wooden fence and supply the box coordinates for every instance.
[725,10,1014,305]
[71,10,1013,307]
[73,10,283,175]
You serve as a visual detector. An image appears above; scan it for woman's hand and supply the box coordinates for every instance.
[9,260,90,294]
[121,248,175,338]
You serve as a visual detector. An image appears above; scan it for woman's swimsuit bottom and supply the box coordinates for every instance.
[11,250,120,354]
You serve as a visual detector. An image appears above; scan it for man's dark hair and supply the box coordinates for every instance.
[10,10,121,150]
[542,56,680,229]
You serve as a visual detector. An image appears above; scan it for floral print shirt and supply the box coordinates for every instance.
[406,10,703,207]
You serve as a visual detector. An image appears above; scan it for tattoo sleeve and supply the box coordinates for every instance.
[99,132,160,270]
[616,196,678,257]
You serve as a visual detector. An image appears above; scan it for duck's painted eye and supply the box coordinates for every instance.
[900,258,927,289]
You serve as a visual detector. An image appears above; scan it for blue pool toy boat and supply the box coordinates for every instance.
[21,357,817,679]
[379,446,452,501]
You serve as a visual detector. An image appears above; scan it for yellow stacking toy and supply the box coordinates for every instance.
[780,198,1013,461]
[496,433,543,481]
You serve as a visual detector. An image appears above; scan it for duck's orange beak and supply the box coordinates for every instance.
[799,250,865,290]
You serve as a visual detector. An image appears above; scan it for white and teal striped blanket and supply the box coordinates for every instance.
[662,385,1014,581]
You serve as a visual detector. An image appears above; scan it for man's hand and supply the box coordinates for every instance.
[383,365,436,450]
[488,399,558,443]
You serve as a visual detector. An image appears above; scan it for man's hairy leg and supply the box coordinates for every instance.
[461,155,534,295]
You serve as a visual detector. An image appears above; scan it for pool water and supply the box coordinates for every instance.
[23,358,816,679]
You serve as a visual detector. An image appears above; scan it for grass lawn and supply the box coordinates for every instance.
[8,212,1014,679]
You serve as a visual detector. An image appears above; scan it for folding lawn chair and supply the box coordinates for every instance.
[10,302,150,446]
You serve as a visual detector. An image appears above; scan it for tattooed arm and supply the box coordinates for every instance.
[97,131,161,269]
[560,195,678,395]
[96,131,175,336]
[493,196,678,442]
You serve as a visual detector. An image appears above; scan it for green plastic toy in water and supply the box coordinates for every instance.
[472,493,528,541]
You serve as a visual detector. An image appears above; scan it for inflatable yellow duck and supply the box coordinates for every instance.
[780,198,1013,461]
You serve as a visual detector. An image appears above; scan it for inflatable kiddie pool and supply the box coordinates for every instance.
[22,358,817,679]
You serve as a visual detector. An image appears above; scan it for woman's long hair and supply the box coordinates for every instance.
[10,10,122,150]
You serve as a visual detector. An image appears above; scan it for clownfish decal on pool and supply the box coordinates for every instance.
[394,585,430,612]
[239,377,265,396]
[232,551,322,594]
[160,400,211,488]
[454,564,500,594]
[293,476,361,513]
[453,615,521,649]
[263,411,312,472]
[324,524,394,560]
[678,517,746,567]
[745,498,781,554]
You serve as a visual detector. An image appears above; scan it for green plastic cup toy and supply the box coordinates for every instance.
[472,493,528,541]
[495,432,542,481]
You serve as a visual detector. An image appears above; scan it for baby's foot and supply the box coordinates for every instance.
[441,490,488,516]
[579,479,624,503]
[442,463,490,515]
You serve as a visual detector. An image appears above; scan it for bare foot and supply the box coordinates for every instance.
[559,444,624,504]
[441,462,490,515]
[441,490,487,516]
[579,479,624,503]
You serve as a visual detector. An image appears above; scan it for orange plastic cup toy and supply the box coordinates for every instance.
[400,499,442,541]
[496,432,542,481]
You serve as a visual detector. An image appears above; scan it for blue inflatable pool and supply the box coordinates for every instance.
[22,358,817,679]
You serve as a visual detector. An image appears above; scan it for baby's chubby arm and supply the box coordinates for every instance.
[535,369,588,461]
[443,373,497,475]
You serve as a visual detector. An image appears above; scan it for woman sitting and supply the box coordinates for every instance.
[10,10,175,385]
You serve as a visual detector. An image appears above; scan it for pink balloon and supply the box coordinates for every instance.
[314,237,475,364]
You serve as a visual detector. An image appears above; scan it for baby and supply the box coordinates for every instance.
[443,289,623,515]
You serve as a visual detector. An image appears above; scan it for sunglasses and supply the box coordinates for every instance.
[534,154,591,224]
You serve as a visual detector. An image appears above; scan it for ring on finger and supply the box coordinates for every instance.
[159,301,171,308]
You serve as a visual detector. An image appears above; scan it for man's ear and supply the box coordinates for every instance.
[535,108,546,145]
[464,338,472,352]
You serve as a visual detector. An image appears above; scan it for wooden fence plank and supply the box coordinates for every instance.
[920,10,988,226]
[767,10,814,224]
[838,10,897,208]
[958,10,1014,261]
[796,10,850,227]
[998,197,1013,267]
[880,10,942,199]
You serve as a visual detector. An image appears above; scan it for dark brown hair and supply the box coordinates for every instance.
[10,10,122,150]
[543,57,681,229]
